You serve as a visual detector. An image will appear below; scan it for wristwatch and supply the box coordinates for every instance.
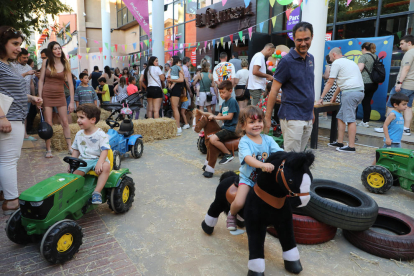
[397,81,403,84]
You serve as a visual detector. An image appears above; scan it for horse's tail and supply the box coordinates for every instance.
[219,171,239,184]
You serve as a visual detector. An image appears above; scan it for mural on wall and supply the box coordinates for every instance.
[324,35,394,121]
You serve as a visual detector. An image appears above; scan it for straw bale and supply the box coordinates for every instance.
[50,118,177,151]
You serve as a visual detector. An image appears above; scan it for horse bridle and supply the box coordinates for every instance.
[276,160,310,198]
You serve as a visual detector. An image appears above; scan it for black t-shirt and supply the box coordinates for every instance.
[91,71,102,89]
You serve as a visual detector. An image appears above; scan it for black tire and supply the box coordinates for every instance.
[40,220,83,264]
[110,176,135,213]
[166,109,173,118]
[303,179,378,231]
[132,139,143,159]
[113,150,122,170]
[197,136,207,154]
[5,209,30,245]
[343,207,414,260]
[361,166,393,194]
[392,175,400,186]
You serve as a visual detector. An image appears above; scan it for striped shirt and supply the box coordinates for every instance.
[0,60,27,121]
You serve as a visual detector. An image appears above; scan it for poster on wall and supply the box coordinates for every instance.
[122,0,150,35]
[324,35,394,121]
[286,7,300,41]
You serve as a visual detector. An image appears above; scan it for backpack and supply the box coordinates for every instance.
[364,53,386,84]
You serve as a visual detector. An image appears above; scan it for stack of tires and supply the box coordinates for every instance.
[267,179,414,260]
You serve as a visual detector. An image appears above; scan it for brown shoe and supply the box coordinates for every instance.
[2,199,19,216]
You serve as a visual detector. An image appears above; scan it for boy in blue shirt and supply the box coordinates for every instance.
[74,72,98,106]
[208,80,240,168]
[383,93,409,148]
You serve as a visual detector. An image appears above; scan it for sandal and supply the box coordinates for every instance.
[2,199,19,216]
[45,150,53,158]
[68,149,73,155]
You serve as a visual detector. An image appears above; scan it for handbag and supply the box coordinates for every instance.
[235,86,246,101]
[200,73,213,102]
[0,93,14,115]
[120,103,133,115]
[37,108,53,140]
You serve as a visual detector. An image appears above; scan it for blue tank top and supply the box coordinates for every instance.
[385,110,404,143]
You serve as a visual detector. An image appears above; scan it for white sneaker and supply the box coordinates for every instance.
[358,121,369,128]
[177,127,182,136]
[404,128,411,136]
[374,127,384,133]
[182,124,190,129]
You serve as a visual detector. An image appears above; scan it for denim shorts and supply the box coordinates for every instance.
[76,159,110,173]
[387,87,414,108]
[382,142,401,148]
[181,98,190,109]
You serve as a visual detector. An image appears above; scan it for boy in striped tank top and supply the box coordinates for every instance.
[383,93,409,148]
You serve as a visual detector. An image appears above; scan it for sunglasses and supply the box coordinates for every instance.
[4,27,23,35]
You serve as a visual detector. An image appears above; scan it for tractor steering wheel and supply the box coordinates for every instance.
[106,119,120,129]
[63,157,88,174]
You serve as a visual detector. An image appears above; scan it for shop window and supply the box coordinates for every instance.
[336,0,378,22]
[165,51,173,64]
[165,28,174,51]
[256,0,270,34]
[382,0,414,15]
[174,24,185,49]
[174,1,185,24]
[198,0,211,9]
[335,20,376,40]
[185,48,196,73]
[185,21,196,44]
[186,0,197,15]
[165,4,174,29]
[212,0,221,4]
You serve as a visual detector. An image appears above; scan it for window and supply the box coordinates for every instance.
[198,0,211,9]
[335,20,376,39]
[164,27,174,51]
[382,0,414,15]
[185,48,196,73]
[174,1,185,24]
[175,24,185,47]
[117,10,122,27]
[256,0,270,34]
[185,21,196,43]
[165,4,173,29]
[336,0,377,22]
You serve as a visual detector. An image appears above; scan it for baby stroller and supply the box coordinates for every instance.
[163,91,173,118]
[100,92,146,169]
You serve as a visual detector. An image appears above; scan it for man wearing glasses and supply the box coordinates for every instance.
[264,22,315,152]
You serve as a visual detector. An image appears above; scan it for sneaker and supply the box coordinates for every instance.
[226,214,237,231]
[328,141,344,148]
[182,124,190,130]
[177,127,182,136]
[202,171,213,178]
[404,128,411,136]
[336,145,356,152]
[219,154,234,165]
[358,121,369,128]
[24,136,37,141]
[91,192,102,204]
[374,127,384,133]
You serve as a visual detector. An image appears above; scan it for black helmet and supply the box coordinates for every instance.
[38,121,53,140]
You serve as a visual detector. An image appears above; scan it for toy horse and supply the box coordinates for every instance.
[201,151,314,275]
[193,109,240,178]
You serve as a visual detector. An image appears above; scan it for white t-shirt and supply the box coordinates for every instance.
[213,62,236,83]
[146,66,164,87]
[236,68,249,86]
[248,52,266,90]
[72,128,110,161]
[330,57,364,91]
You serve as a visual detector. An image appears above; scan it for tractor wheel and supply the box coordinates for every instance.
[109,176,135,213]
[5,209,30,245]
[113,150,122,170]
[197,136,207,154]
[40,220,83,264]
[361,166,394,194]
[132,139,143,159]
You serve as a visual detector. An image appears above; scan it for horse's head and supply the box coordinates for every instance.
[193,109,209,133]
[257,151,314,208]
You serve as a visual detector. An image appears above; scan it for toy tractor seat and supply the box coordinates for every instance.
[86,149,114,177]
[117,119,134,137]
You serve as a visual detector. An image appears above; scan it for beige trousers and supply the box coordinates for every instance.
[280,119,313,152]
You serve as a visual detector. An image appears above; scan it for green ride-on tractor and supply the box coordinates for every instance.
[361,148,414,194]
[5,149,136,264]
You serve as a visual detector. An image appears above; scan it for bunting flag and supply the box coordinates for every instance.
[269,0,276,7]
[104,56,107,60]
[197,42,200,49]
[78,55,82,60]
[86,55,89,60]
[123,56,125,61]
[272,16,277,28]
[238,31,243,40]
[212,39,215,48]
[138,53,141,59]
[248,27,253,40]
[140,42,143,49]
[144,40,149,47]
[162,41,165,46]
[204,41,207,48]
[143,51,145,56]
[133,42,137,50]
[81,37,87,43]
[217,41,220,48]
[235,39,238,47]
[111,46,115,52]
[66,32,72,38]
[286,8,292,19]
[229,34,233,42]
[94,40,99,44]
[222,0,227,6]
[220,37,224,46]
[99,47,103,53]
[227,41,231,48]
[242,36,246,44]
[86,48,90,53]
[347,0,352,6]
[103,43,108,50]
[259,22,264,32]
[98,56,100,60]
[124,45,127,51]
[115,44,118,51]
[208,42,211,50]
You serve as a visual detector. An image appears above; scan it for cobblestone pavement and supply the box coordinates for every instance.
[2,131,414,276]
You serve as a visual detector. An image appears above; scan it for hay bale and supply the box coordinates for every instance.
[51,118,177,151]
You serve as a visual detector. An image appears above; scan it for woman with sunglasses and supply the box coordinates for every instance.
[38,41,75,158]
[0,26,43,215]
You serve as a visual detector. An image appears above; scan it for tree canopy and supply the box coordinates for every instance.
[1,0,72,44]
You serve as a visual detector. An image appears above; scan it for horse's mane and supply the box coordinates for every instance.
[193,109,214,118]
[266,151,315,171]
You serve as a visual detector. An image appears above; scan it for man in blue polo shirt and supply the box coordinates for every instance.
[264,22,315,152]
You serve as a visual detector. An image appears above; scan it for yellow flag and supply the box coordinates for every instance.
[162,41,165,46]
[325,0,328,5]
[272,16,277,28]
[86,48,90,53]
[86,55,89,60]
[269,0,276,7]
[66,32,72,38]
[220,37,224,46]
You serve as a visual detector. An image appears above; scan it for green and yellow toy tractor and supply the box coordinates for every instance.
[361,148,414,194]
[5,150,135,264]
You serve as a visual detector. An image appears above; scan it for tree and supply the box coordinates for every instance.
[1,0,72,44]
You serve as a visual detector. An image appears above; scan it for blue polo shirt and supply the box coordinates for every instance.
[273,48,315,121]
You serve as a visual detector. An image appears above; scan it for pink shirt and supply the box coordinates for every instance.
[127,84,138,96]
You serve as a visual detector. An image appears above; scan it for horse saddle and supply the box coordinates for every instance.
[226,183,239,204]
